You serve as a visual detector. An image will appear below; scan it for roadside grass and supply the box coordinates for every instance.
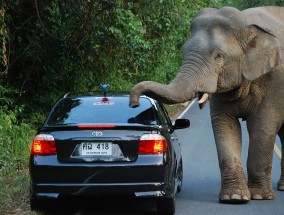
[0,103,187,215]
[0,171,36,215]
[0,112,38,215]
[165,102,189,120]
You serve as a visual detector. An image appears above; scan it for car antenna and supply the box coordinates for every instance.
[101,84,109,102]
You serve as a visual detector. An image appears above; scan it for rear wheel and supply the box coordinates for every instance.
[157,197,175,215]
[30,199,44,211]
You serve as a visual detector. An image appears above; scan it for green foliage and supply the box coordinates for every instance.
[225,0,284,9]
[0,83,35,176]
[2,0,221,114]
[0,117,34,175]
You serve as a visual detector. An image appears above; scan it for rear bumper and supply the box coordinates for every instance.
[30,154,174,200]
[31,182,170,200]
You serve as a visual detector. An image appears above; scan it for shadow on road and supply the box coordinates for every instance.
[39,196,157,215]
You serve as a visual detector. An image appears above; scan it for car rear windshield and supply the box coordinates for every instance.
[46,96,157,126]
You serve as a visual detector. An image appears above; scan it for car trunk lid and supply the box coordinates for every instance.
[40,124,160,163]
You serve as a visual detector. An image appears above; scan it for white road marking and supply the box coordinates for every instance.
[178,99,282,159]
[274,144,282,159]
[177,99,196,119]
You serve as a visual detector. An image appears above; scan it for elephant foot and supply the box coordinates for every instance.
[219,158,250,203]
[277,179,284,191]
[249,186,274,200]
[219,187,250,203]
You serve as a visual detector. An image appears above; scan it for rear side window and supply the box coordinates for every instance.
[46,97,157,126]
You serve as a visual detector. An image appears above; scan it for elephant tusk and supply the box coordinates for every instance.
[198,93,209,109]
[198,93,209,104]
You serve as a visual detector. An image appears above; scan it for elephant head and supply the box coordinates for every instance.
[129,7,281,108]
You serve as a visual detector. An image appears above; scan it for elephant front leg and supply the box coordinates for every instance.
[247,119,276,200]
[211,114,250,203]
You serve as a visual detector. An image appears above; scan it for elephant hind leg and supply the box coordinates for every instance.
[247,149,275,199]
[247,125,276,200]
[278,125,284,191]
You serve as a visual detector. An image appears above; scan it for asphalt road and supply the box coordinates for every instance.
[45,100,283,215]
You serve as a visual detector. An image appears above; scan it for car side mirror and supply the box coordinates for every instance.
[172,118,190,130]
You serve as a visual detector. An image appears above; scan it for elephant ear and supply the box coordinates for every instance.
[242,24,281,81]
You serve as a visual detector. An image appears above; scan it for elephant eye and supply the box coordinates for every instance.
[215,52,224,61]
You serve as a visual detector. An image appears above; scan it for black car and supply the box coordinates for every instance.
[29,90,190,214]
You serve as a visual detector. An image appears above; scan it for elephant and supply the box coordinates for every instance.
[129,6,284,203]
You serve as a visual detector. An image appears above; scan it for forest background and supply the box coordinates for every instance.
[1,0,284,214]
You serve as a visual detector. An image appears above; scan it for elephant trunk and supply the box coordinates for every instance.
[130,51,218,108]
[129,72,197,107]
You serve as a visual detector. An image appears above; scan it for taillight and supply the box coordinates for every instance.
[32,134,57,155]
[139,134,167,154]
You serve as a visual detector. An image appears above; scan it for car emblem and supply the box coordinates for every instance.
[92,131,103,137]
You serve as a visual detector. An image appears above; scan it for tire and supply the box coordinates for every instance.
[177,159,183,193]
[30,199,56,212]
[157,197,175,215]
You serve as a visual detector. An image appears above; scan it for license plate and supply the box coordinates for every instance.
[81,142,112,156]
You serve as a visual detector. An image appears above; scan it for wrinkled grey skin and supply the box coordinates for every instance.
[129,6,284,203]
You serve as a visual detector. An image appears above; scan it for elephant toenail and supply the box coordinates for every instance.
[221,195,230,201]
[231,194,241,200]
[242,195,249,201]
[278,185,284,191]
[268,195,274,200]
[252,194,263,200]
